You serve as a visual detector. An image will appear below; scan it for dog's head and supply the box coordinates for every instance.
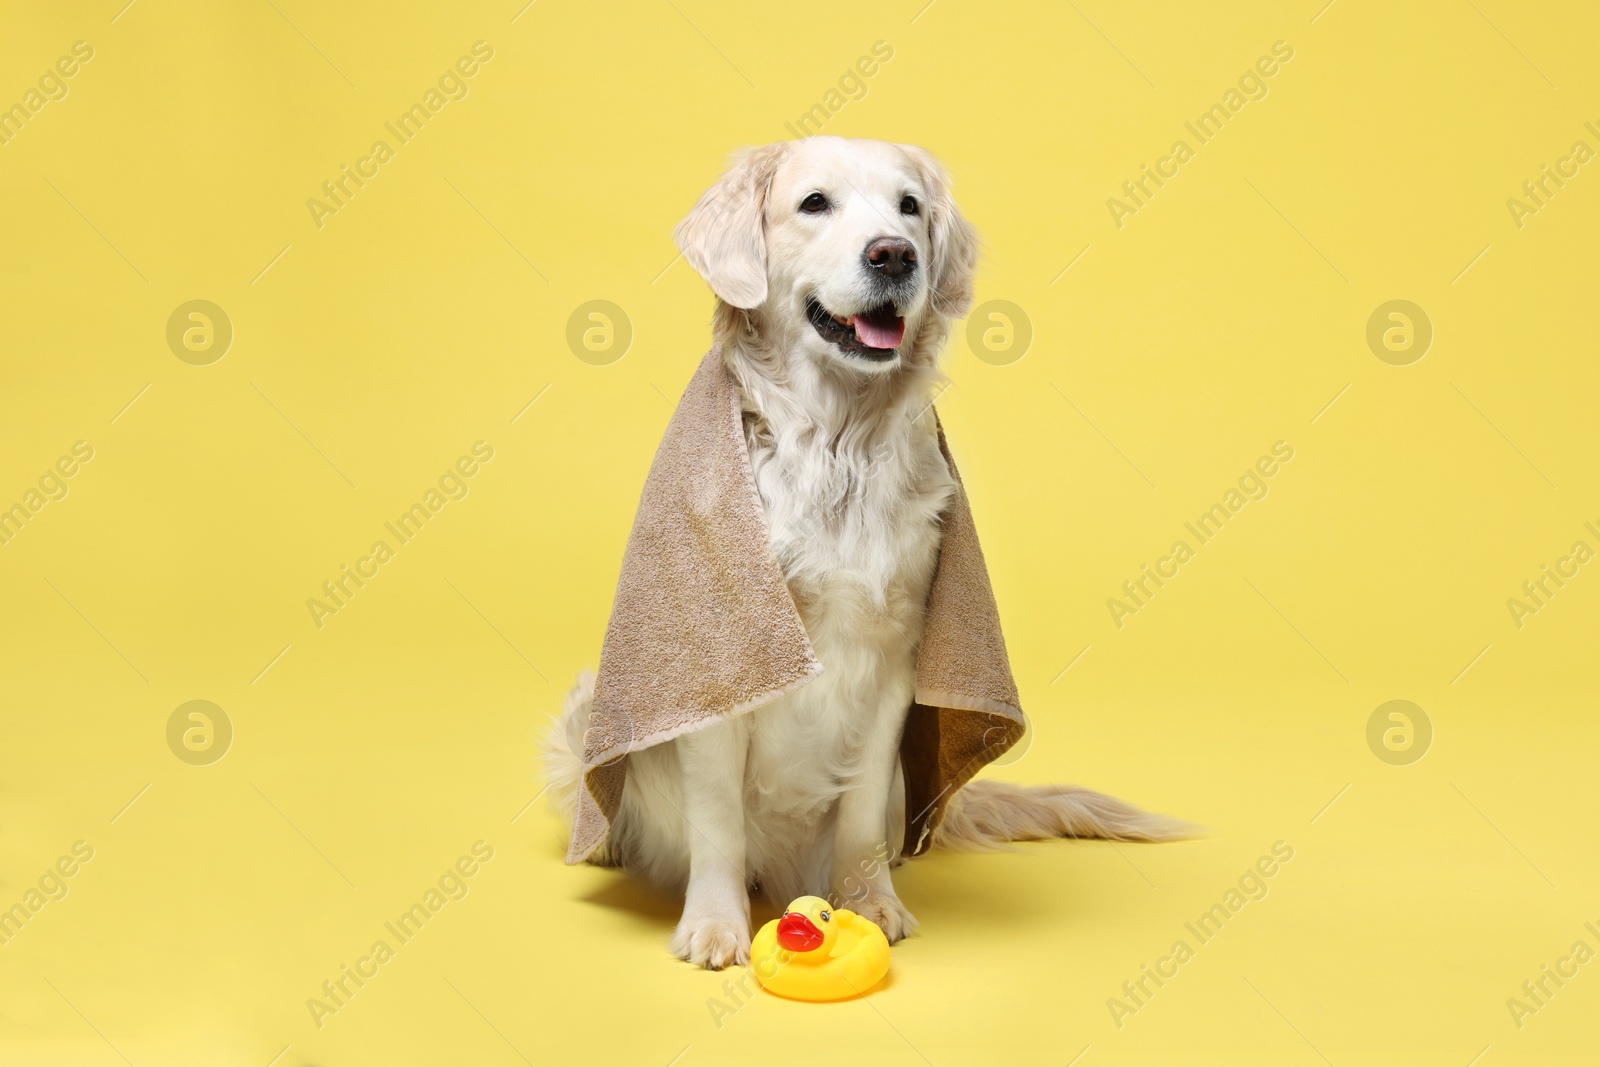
[674,137,978,373]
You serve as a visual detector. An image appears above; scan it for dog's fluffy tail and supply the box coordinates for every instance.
[538,670,595,832]
[930,779,1193,850]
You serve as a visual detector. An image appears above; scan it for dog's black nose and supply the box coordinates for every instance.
[863,237,917,279]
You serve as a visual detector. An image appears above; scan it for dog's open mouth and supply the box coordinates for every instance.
[806,297,905,361]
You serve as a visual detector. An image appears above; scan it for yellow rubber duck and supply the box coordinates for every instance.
[750,895,891,1001]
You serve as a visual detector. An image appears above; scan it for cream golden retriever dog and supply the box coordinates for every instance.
[546,137,1183,969]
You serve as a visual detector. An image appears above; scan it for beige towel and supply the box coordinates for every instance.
[567,350,1024,865]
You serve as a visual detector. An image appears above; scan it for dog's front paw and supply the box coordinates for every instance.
[670,913,751,970]
[850,893,918,944]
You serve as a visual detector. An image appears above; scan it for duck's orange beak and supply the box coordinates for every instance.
[776,912,824,951]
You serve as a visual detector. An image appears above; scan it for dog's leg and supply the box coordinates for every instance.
[830,697,917,943]
[667,718,752,969]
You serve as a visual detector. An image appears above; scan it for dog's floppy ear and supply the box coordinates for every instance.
[898,145,979,319]
[673,144,790,309]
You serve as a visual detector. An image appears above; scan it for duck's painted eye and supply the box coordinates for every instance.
[819,909,831,922]
[899,195,919,215]
[800,192,829,214]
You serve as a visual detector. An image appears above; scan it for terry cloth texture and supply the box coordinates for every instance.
[567,350,1024,865]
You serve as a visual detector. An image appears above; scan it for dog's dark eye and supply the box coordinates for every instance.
[800,192,829,214]
[900,195,919,216]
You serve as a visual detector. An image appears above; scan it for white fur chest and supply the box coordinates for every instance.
[745,411,953,632]
[735,400,955,842]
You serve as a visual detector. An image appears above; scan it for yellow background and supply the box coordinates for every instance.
[2,0,1597,1064]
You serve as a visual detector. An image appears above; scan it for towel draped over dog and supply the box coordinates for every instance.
[566,350,1025,865]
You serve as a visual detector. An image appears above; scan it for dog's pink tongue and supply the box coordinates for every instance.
[852,313,905,350]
